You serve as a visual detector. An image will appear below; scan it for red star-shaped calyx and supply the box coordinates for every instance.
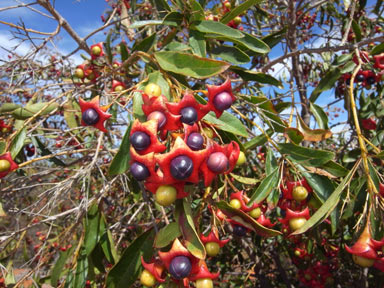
[206,78,236,118]
[158,238,198,271]
[166,93,210,123]
[183,123,199,142]
[141,256,166,283]
[130,119,166,155]
[373,53,384,70]
[90,42,104,59]
[141,94,182,131]
[155,137,206,184]
[200,229,230,248]
[112,80,125,92]
[200,141,240,187]
[230,191,259,212]
[79,96,111,133]
[280,178,312,200]
[130,148,163,183]
[0,152,18,178]
[145,182,188,199]
[279,207,310,226]
[257,214,275,228]
[188,260,220,281]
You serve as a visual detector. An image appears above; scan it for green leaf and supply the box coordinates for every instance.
[261,27,287,49]
[220,0,262,24]
[163,12,183,27]
[230,67,282,87]
[175,199,206,259]
[211,45,250,64]
[73,247,88,288]
[351,20,362,42]
[321,161,349,177]
[203,111,248,137]
[127,20,163,29]
[0,103,21,114]
[12,102,59,120]
[248,168,279,205]
[310,103,329,129]
[284,127,304,144]
[370,42,384,55]
[120,42,129,62]
[84,204,106,256]
[132,33,156,53]
[154,0,171,12]
[291,164,356,235]
[216,201,282,237]
[279,143,334,167]
[265,149,277,175]
[244,130,273,150]
[10,128,26,158]
[104,32,113,64]
[193,20,244,39]
[106,229,155,288]
[231,31,271,54]
[154,222,182,248]
[189,30,206,57]
[189,0,205,22]
[100,228,118,264]
[230,173,260,185]
[108,123,132,175]
[154,51,230,79]
[0,141,6,155]
[51,246,75,287]
[32,137,66,166]
[309,68,341,102]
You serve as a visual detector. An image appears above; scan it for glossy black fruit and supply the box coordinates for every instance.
[213,91,233,111]
[169,256,192,280]
[232,225,247,237]
[356,74,365,82]
[130,162,150,181]
[180,107,198,125]
[170,155,194,180]
[186,133,204,151]
[82,108,100,125]
[130,131,151,151]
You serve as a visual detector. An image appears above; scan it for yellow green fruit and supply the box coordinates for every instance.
[155,185,177,206]
[144,83,162,97]
[205,242,220,257]
[140,269,156,287]
[0,159,11,172]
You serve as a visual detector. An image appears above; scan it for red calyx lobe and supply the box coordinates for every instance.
[200,141,240,186]
[158,238,198,271]
[0,152,18,178]
[156,137,206,184]
[279,207,311,226]
[79,96,111,133]
[257,214,275,228]
[200,229,230,248]
[130,148,163,183]
[230,191,259,213]
[166,93,210,123]
[141,93,181,131]
[361,118,377,130]
[141,257,166,283]
[373,53,384,69]
[90,42,104,59]
[188,260,220,281]
[206,78,236,118]
[112,80,125,91]
[130,119,166,155]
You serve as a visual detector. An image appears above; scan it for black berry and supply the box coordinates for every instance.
[82,108,100,125]
[130,131,151,151]
[186,133,204,151]
[169,256,192,280]
[130,162,150,181]
[170,155,194,180]
[180,107,198,125]
[213,91,233,111]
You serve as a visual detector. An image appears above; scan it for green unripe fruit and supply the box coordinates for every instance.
[229,199,241,209]
[249,207,261,219]
[140,269,156,287]
[352,255,375,267]
[0,159,11,172]
[205,242,220,257]
[196,278,214,288]
[292,186,308,202]
[75,68,84,79]
[289,217,307,231]
[144,83,162,97]
[155,185,177,207]
[236,151,246,166]
[91,46,102,56]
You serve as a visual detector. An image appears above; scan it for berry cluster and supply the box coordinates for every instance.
[129,79,240,207]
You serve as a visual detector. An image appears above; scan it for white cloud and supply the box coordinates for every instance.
[0,0,39,18]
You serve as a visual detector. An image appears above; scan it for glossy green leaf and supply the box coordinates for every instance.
[84,204,106,256]
[193,20,244,39]
[230,67,282,87]
[106,229,155,288]
[73,248,88,288]
[154,0,171,12]
[279,143,334,167]
[189,30,206,57]
[203,111,248,137]
[370,42,384,55]
[154,222,182,248]
[220,0,262,24]
[132,33,156,53]
[127,20,163,29]
[175,199,206,259]
[108,123,132,175]
[309,68,341,103]
[321,161,349,177]
[0,141,6,155]
[163,12,183,26]
[230,173,260,185]
[244,130,273,150]
[310,103,329,129]
[211,45,250,64]
[189,0,205,22]
[120,42,129,62]
[261,27,287,49]
[10,127,26,158]
[284,127,304,144]
[216,201,282,237]
[291,164,356,235]
[351,20,362,42]
[248,168,279,205]
[64,101,80,129]
[12,102,59,120]
[265,149,277,175]
[100,228,118,264]
[154,51,230,79]
[222,31,270,54]
[104,32,113,64]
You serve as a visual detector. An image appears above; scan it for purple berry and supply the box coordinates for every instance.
[213,91,233,111]
[169,256,192,280]
[232,225,247,237]
[130,162,150,181]
[207,152,229,173]
[186,133,204,151]
[147,111,167,129]
[356,74,365,82]
[180,107,198,125]
[170,155,194,180]
[82,108,100,125]
[130,131,151,151]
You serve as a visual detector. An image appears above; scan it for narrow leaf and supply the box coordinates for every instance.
[10,128,26,158]
[108,123,132,175]
[248,168,279,205]
[154,222,182,248]
[279,143,334,167]
[221,0,263,24]
[193,20,244,39]
[203,111,248,137]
